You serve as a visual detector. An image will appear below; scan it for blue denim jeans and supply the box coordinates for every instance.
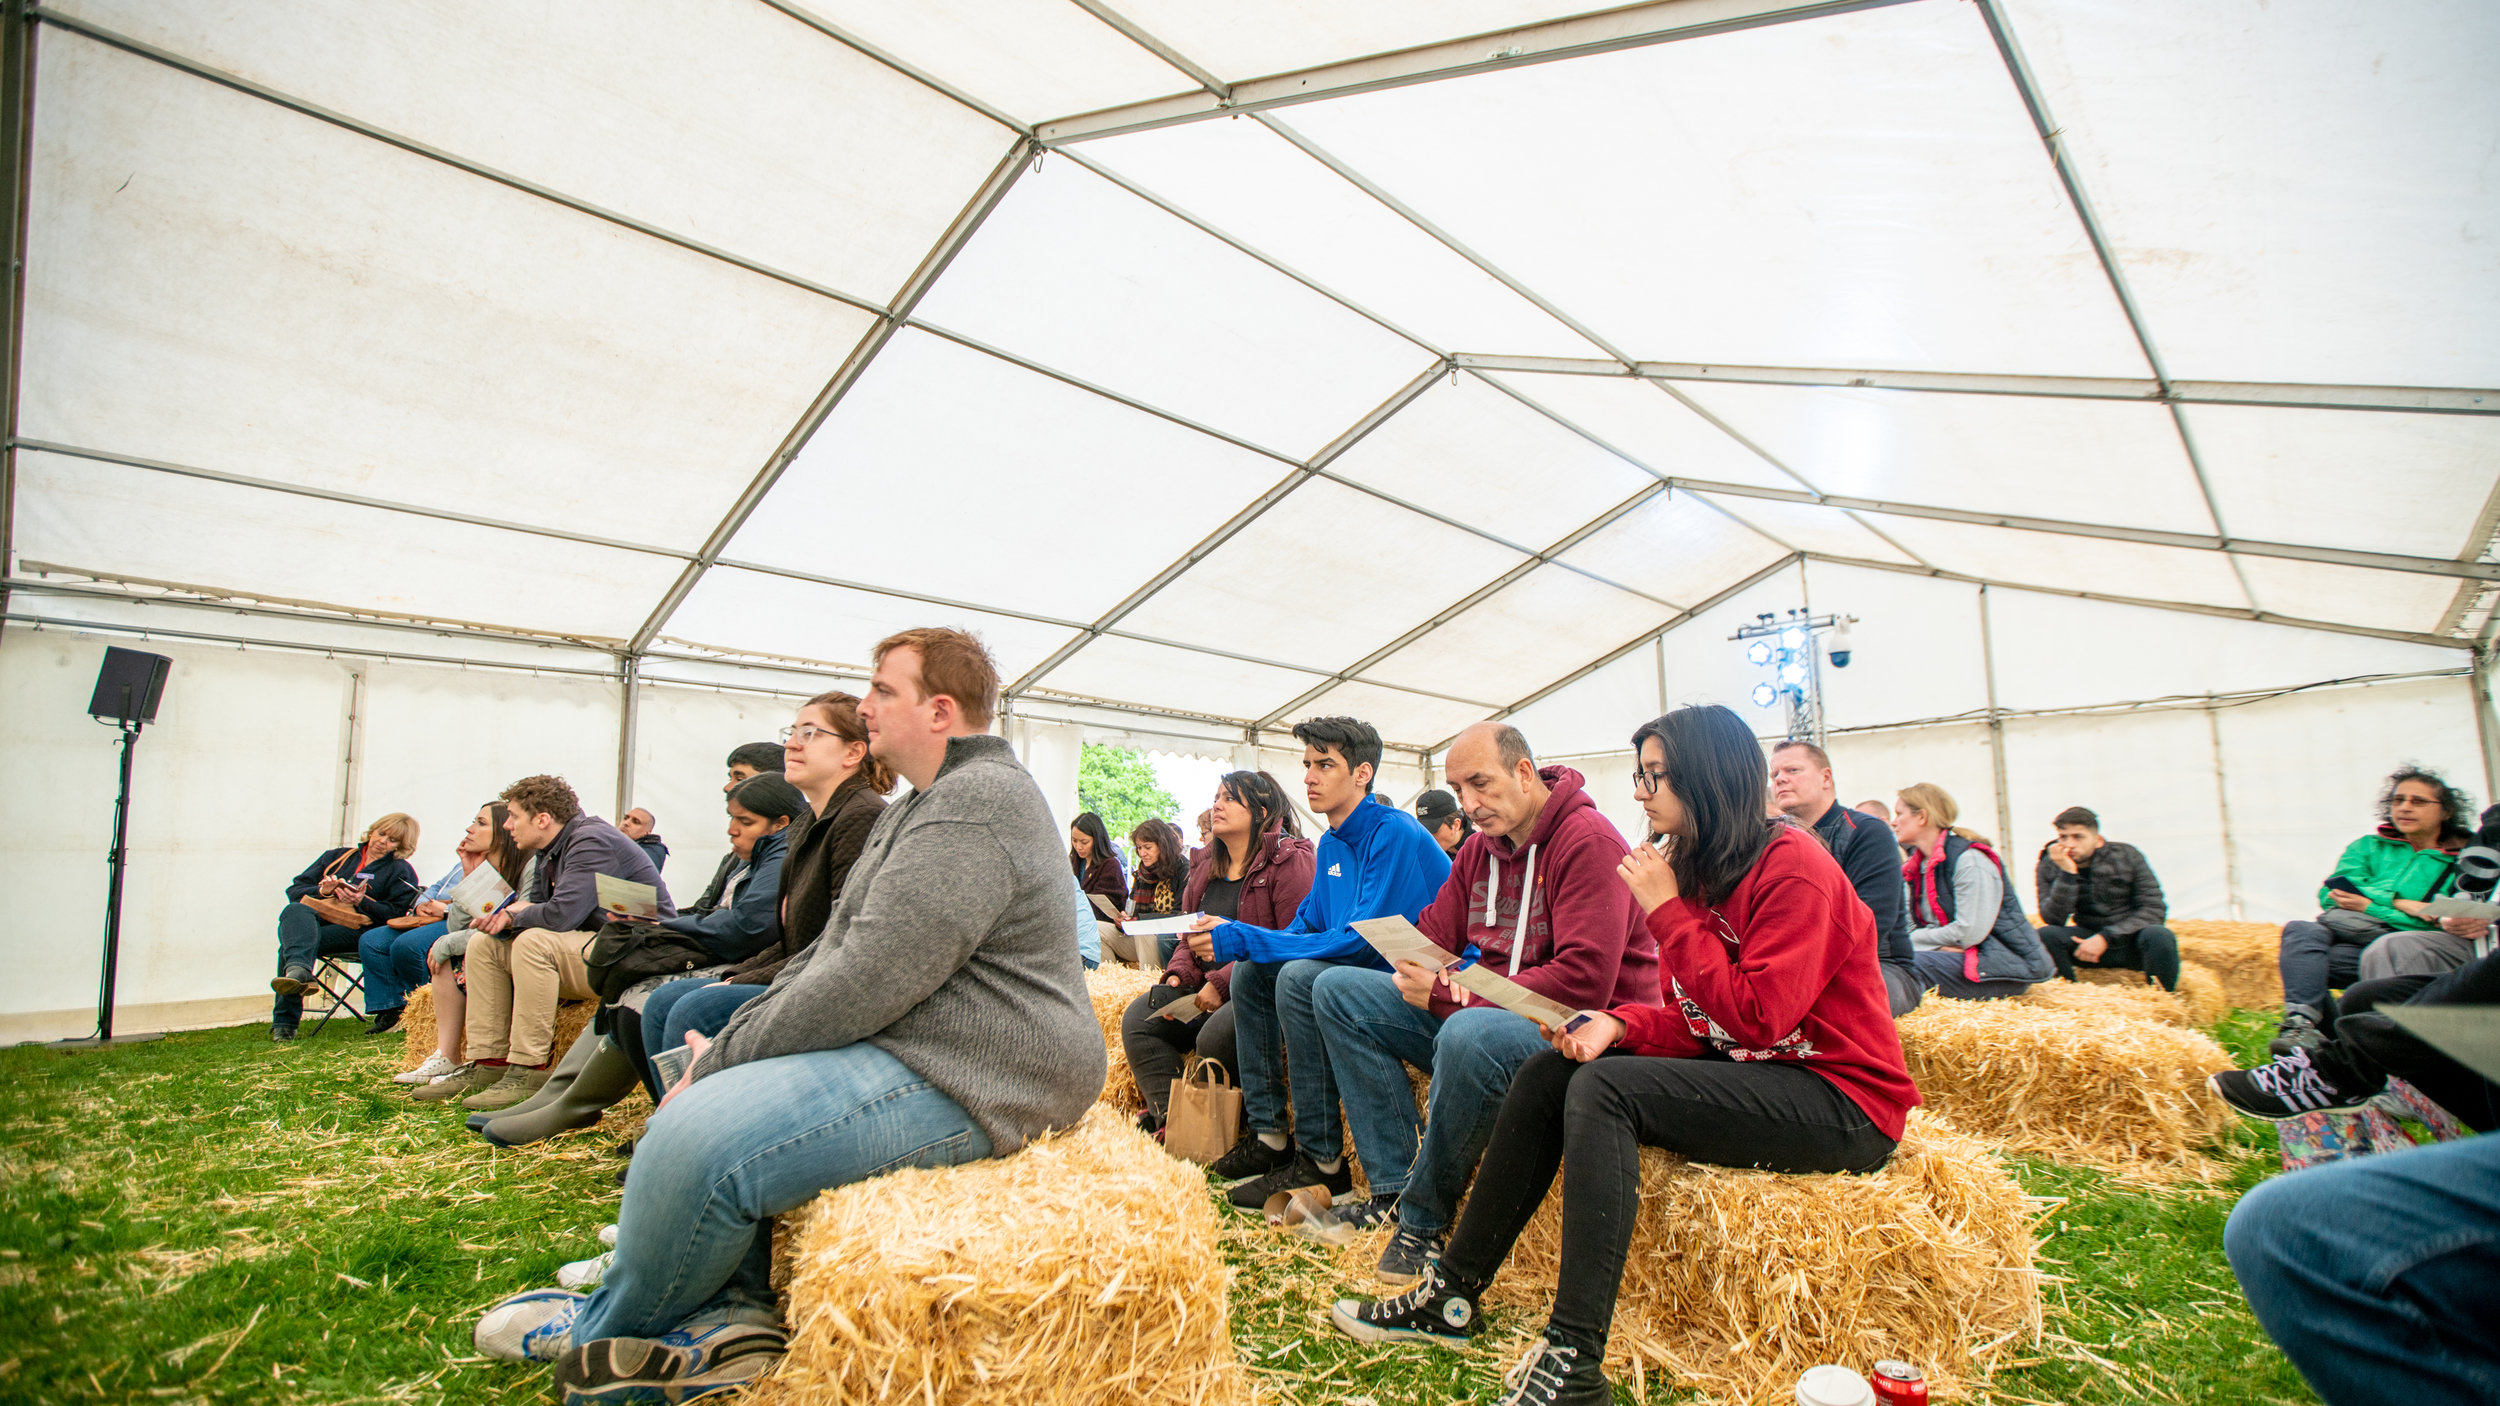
[357,920,447,1014]
[571,1042,992,1343]
[2226,1136,2500,1406]
[1910,948,2030,1000]
[272,904,363,1026]
[1231,956,1366,1161]
[1312,966,1549,1234]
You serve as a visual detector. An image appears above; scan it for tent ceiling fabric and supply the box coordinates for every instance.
[8,0,2494,753]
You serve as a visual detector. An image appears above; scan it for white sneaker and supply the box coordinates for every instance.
[598,1224,618,1248]
[394,1053,459,1085]
[557,1251,612,1291]
[474,1288,584,1362]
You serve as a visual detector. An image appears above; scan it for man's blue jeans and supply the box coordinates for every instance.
[1231,956,1364,1162]
[571,1042,992,1343]
[2226,1135,2500,1406]
[1311,967,1548,1234]
[357,920,446,1014]
[272,904,363,1026]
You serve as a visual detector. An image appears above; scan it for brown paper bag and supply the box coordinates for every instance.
[1164,1057,1241,1164]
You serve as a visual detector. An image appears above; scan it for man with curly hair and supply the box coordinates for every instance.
[2272,766,2487,1055]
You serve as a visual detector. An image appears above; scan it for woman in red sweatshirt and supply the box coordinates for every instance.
[1331,705,1919,1406]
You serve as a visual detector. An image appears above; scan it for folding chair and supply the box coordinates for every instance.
[305,951,366,1036]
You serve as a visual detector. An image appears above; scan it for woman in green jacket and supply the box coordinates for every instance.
[2272,767,2473,1055]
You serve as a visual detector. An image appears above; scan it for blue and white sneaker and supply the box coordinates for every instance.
[1329,1261,1481,1348]
[474,1287,586,1362]
[555,1321,788,1403]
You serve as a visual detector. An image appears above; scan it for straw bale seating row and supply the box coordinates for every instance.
[747,1105,1249,1406]
[1895,998,2237,1184]
[1488,1110,2041,1406]
[1084,963,1161,1116]
[2044,961,2228,1026]
[2167,920,2284,1008]
[395,983,595,1074]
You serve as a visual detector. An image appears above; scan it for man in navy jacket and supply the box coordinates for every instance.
[1771,740,1919,1015]
[1185,717,1448,1209]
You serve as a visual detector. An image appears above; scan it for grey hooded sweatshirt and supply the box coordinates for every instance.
[696,733,1103,1154]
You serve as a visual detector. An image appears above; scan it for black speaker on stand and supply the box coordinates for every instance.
[54,646,173,1049]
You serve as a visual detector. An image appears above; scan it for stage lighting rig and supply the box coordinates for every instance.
[1730,608,1859,747]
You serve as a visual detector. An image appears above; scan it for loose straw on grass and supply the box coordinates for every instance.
[1896,1000,2237,1185]
[1488,1111,2043,1406]
[748,1105,1249,1406]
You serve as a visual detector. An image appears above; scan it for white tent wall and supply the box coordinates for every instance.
[2214,676,2485,925]
[1,632,349,1041]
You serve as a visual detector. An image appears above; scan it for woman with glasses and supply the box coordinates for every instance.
[620,695,900,1099]
[1328,706,1918,1406]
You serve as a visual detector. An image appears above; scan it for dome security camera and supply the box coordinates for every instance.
[1829,620,1854,668]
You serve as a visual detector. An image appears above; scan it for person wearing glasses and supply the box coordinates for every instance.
[1328,706,1916,1406]
[621,695,898,1104]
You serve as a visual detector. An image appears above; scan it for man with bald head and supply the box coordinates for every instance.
[1310,722,1658,1285]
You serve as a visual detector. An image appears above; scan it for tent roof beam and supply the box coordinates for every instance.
[1035,0,1917,144]
[1455,355,2499,415]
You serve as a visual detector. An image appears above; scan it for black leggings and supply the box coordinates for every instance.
[1439,1050,1896,1355]
[2333,952,2500,1132]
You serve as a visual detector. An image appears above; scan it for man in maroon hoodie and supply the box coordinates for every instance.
[1311,722,1658,1284]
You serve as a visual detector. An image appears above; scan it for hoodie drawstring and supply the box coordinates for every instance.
[1487,844,1539,975]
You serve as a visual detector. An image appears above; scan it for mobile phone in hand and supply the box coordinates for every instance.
[2323,876,2363,895]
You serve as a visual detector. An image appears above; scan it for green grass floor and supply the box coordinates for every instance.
[0,1013,2320,1405]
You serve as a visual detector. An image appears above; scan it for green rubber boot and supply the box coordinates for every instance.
[481,1037,643,1146]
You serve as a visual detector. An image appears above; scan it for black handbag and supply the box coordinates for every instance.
[581,919,716,1005]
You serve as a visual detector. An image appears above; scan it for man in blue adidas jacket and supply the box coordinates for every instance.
[1186,716,1449,1209]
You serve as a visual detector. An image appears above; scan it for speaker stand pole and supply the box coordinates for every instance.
[55,718,162,1049]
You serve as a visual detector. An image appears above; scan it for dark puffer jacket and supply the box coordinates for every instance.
[2034,839,2167,937]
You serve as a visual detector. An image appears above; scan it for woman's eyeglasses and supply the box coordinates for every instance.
[778,724,840,745]
[1630,767,1668,797]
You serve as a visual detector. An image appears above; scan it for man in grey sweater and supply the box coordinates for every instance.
[475,628,1104,1403]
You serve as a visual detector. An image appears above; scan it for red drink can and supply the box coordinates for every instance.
[1869,1362,1927,1406]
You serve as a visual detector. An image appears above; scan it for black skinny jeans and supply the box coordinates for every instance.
[2331,953,2500,1132]
[1119,985,1241,1118]
[2037,924,2181,990]
[1439,1049,1896,1355]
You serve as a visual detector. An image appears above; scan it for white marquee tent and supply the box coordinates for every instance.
[2,0,2495,1040]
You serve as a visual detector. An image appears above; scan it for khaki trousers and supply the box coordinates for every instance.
[1098,920,1150,968]
[463,926,597,1065]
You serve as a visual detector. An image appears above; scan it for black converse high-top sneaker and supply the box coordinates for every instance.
[1488,1336,1612,1406]
[1328,1261,1482,1348]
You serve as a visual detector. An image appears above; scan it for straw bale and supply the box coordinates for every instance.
[2168,920,2283,1008]
[2064,962,2227,1026]
[1087,963,1161,1115]
[748,1105,1249,1406]
[1895,999,2236,1184]
[1490,1111,2041,1405]
[397,984,594,1074]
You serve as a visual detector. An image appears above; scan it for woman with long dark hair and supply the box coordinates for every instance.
[1118,772,1315,1132]
[1098,817,1191,969]
[1069,810,1128,911]
[393,803,525,1085]
[1329,706,1919,1405]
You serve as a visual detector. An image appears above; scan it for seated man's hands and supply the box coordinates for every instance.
[2072,933,2109,963]
[2440,914,2492,940]
[2049,842,2080,876]
[1183,913,1220,962]
[1390,959,1448,1012]
[2330,888,2374,912]
[473,906,513,936]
